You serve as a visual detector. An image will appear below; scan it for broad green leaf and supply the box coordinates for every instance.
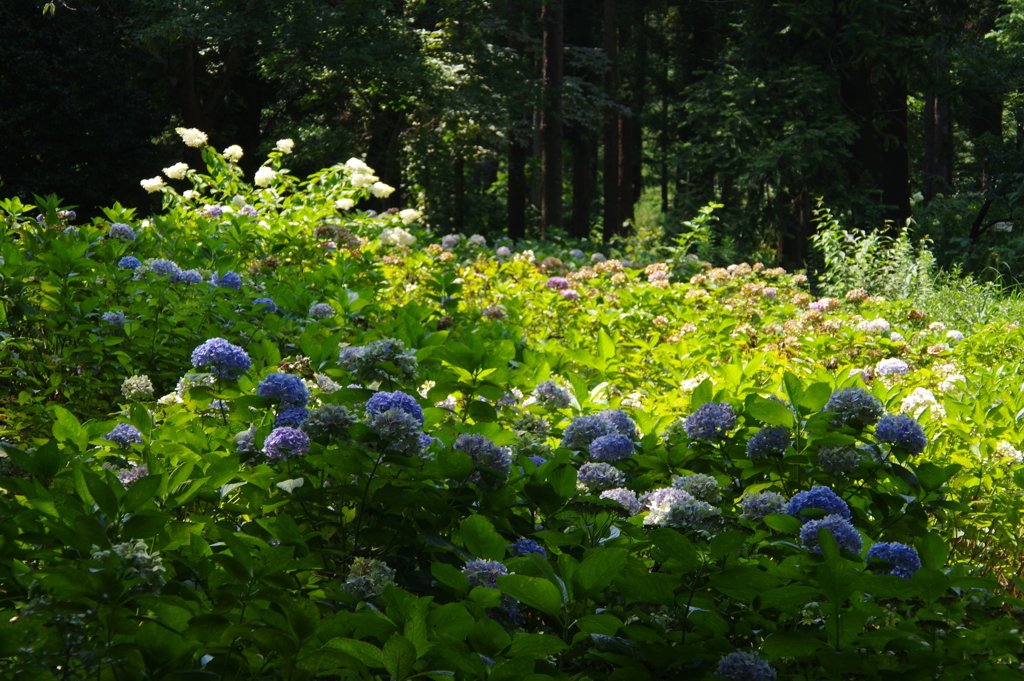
[746,395,794,428]
[461,515,505,560]
[382,634,418,681]
[572,548,627,598]
[496,574,563,618]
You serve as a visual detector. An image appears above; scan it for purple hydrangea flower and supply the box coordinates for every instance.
[275,406,310,428]
[455,433,512,489]
[190,338,251,379]
[800,514,862,554]
[496,246,512,258]
[746,426,791,460]
[309,303,335,319]
[117,464,148,487]
[875,414,927,455]
[366,391,424,426]
[205,205,224,218]
[462,558,508,588]
[684,402,736,441]
[172,269,204,284]
[118,256,141,269]
[510,538,547,557]
[589,433,635,461]
[102,311,127,328]
[239,205,258,217]
[561,414,618,451]
[545,276,570,290]
[109,223,136,241]
[867,542,922,579]
[257,373,309,408]
[600,487,642,515]
[715,650,777,681]
[786,486,851,523]
[533,380,572,410]
[559,289,580,301]
[263,426,310,460]
[672,473,721,503]
[104,423,143,447]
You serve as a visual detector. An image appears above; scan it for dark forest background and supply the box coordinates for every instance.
[5,0,1024,274]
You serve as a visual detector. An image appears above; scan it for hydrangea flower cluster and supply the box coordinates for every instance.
[257,373,310,409]
[818,446,861,474]
[366,391,424,426]
[561,415,618,451]
[597,409,638,439]
[875,414,927,455]
[589,433,634,462]
[545,276,570,290]
[875,358,910,377]
[339,338,418,384]
[274,406,309,428]
[671,474,721,503]
[455,433,512,489]
[510,538,547,557]
[104,423,143,447]
[786,486,851,523]
[662,497,723,534]
[577,462,627,493]
[900,388,944,419]
[212,270,242,290]
[309,303,335,319]
[117,464,149,487]
[601,487,642,515]
[102,311,127,328]
[262,427,310,460]
[118,256,142,269]
[824,387,885,427]
[147,258,181,277]
[92,540,166,589]
[715,650,777,681]
[739,491,788,522]
[109,223,135,241]
[867,542,922,579]
[366,408,428,457]
[800,514,862,554]
[342,557,397,599]
[746,426,791,460]
[533,380,572,410]
[253,297,277,313]
[462,558,509,588]
[121,375,154,402]
[191,338,251,379]
[683,402,736,441]
[641,487,693,526]
[302,404,355,442]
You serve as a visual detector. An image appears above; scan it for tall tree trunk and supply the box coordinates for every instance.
[923,93,953,202]
[453,154,465,233]
[880,75,910,228]
[602,0,619,242]
[570,131,595,238]
[540,0,564,232]
[506,0,528,241]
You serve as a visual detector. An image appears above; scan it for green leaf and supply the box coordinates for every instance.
[508,633,568,657]
[762,513,803,535]
[122,475,162,512]
[51,405,81,441]
[761,631,824,659]
[691,379,714,409]
[382,634,418,681]
[649,528,702,573]
[461,515,505,560]
[84,471,119,518]
[613,569,677,605]
[573,548,627,598]
[817,560,860,604]
[326,638,385,668]
[709,530,746,560]
[597,329,616,362]
[916,532,948,570]
[496,574,563,618]
[437,447,474,481]
[467,618,511,657]
[430,562,470,595]
[746,396,794,428]
[122,511,169,539]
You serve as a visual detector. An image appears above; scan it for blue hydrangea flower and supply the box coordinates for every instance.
[102,311,127,328]
[739,491,788,522]
[600,487,642,515]
[529,455,548,467]
[275,406,310,428]
[309,303,335,319]
[239,205,258,217]
[104,423,143,447]
[212,270,242,290]
[597,409,639,439]
[117,464,148,487]
[257,373,309,408]
[510,538,547,557]
[148,258,181,277]
[672,473,721,503]
[172,269,204,284]
[109,223,136,241]
[253,297,277,313]
[589,433,634,461]
[800,514,862,554]
[366,391,423,426]
[875,358,910,377]
[746,426,791,460]
[561,415,618,451]
[190,338,251,379]
[462,558,508,588]
[715,650,777,681]
[301,404,354,442]
[824,387,885,427]
[577,462,627,493]
[684,402,736,441]
[118,256,141,269]
[867,542,922,579]
[365,409,426,457]
[663,497,723,534]
[455,433,512,489]
[875,414,927,455]
[533,380,572,410]
[263,427,310,460]
[341,338,418,384]
[786,486,851,523]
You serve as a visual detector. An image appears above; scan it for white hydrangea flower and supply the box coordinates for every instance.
[182,190,200,200]
[996,441,1023,462]
[513,249,535,263]
[140,177,166,193]
[276,138,295,154]
[370,182,395,198]
[336,198,356,210]
[175,127,208,148]
[857,318,891,333]
[469,234,487,247]
[937,374,966,393]
[222,145,244,162]
[680,373,711,393]
[350,172,377,188]
[345,157,372,172]
[254,166,277,187]
[157,392,184,406]
[946,330,965,342]
[399,208,421,225]
[162,162,189,180]
[380,227,416,247]
[900,387,945,419]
